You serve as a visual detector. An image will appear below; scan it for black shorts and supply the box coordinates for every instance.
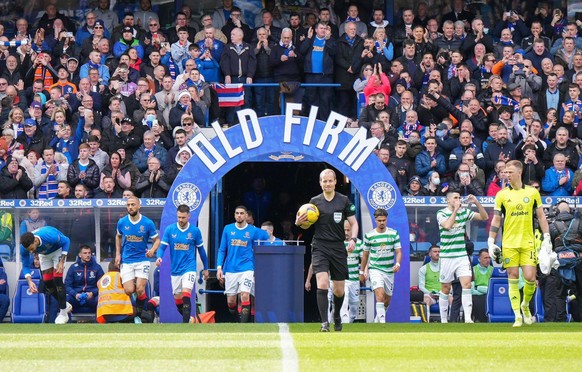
[311,239,348,281]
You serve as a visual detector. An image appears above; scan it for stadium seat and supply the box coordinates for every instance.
[0,244,11,260]
[491,268,508,277]
[415,242,433,255]
[12,270,45,323]
[534,287,544,323]
[486,277,514,322]
[473,241,489,251]
[429,303,440,322]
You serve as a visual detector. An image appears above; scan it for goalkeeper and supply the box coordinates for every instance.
[488,161,552,327]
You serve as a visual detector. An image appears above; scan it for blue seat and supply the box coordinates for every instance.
[486,277,514,322]
[473,241,489,251]
[491,268,508,277]
[12,275,45,323]
[0,244,11,260]
[415,242,434,254]
[534,287,544,323]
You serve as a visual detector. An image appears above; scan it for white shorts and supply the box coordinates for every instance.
[345,280,360,303]
[369,269,394,296]
[224,270,254,296]
[171,272,196,295]
[39,249,63,272]
[439,256,472,283]
[120,261,151,284]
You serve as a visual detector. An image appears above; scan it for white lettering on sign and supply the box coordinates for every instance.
[190,133,226,173]
[188,105,378,174]
[211,121,242,158]
[338,128,379,171]
[283,103,303,143]
[316,111,347,154]
[237,109,263,149]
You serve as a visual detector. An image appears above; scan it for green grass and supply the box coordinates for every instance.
[0,323,581,371]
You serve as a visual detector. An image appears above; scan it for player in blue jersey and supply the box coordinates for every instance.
[216,205,269,323]
[21,226,73,324]
[156,204,209,323]
[115,196,161,323]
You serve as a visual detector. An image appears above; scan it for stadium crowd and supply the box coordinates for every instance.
[0,1,578,199]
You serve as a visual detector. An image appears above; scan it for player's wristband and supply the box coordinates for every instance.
[395,262,400,267]
[216,266,222,270]
[359,270,364,275]
[543,233,551,240]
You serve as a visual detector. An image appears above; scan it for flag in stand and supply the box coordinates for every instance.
[493,95,520,112]
[212,83,245,107]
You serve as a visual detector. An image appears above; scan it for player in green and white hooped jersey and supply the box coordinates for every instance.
[340,220,364,323]
[361,208,402,323]
[436,192,488,323]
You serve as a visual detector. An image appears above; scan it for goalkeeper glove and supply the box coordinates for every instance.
[541,233,553,254]
[488,237,502,265]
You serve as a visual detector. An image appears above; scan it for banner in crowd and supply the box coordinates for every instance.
[212,83,245,107]
[160,103,411,323]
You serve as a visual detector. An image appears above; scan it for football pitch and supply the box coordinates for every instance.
[1,323,581,371]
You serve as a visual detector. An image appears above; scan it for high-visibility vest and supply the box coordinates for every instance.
[96,272,133,323]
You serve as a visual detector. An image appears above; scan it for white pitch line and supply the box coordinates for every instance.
[278,323,299,372]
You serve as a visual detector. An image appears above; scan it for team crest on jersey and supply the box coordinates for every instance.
[523,197,529,203]
[367,181,397,210]
[89,271,95,279]
[334,212,342,223]
[244,232,251,238]
[187,233,192,239]
[173,183,202,211]
[139,225,145,233]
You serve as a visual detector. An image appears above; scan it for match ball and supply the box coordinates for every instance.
[297,203,319,228]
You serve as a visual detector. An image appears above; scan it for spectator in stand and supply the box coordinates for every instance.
[334,22,364,118]
[166,146,191,184]
[0,156,33,199]
[448,162,484,196]
[404,175,424,196]
[94,176,123,198]
[393,8,417,56]
[67,143,100,196]
[449,130,486,172]
[483,125,516,175]
[416,136,446,185]
[486,160,508,196]
[221,7,253,44]
[100,152,133,193]
[543,127,579,172]
[370,120,396,154]
[65,245,104,313]
[492,10,529,46]
[136,156,170,198]
[0,258,9,321]
[253,27,276,117]
[133,130,168,173]
[212,0,235,31]
[299,22,335,121]
[33,147,67,199]
[542,153,574,196]
[363,63,391,105]
[55,181,72,199]
[423,171,448,196]
[462,18,494,61]
[253,11,282,46]
[390,140,415,193]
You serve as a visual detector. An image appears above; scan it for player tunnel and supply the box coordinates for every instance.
[160,108,411,323]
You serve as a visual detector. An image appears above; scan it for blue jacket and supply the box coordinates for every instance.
[449,144,486,172]
[415,151,446,185]
[542,167,573,196]
[113,38,144,60]
[79,63,111,85]
[132,144,168,173]
[65,255,104,299]
[298,36,336,75]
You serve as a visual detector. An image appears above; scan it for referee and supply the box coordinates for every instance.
[296,169,359,332]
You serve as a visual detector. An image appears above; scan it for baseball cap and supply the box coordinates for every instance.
[61,53,70,59]
[436,122,448,130]
[95,19,105,27]
[30,101,42,109]
[121,117,134,125]
[508,83,520,92]
[24,118,37,126]
[67,56,79,64]
[395,79,406,87]
[123,26,133,33]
